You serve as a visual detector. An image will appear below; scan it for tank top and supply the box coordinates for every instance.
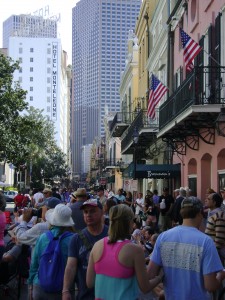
[94,237,138,300]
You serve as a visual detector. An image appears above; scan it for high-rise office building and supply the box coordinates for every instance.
[72,0,141,176]
[3,14,57,48]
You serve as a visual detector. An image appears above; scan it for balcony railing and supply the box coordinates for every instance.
[121,109,159,152]
[109,112,134,132]
[105,158,123,167]
[159,66,225,130]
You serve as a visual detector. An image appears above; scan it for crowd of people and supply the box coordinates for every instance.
[0,185,225,299]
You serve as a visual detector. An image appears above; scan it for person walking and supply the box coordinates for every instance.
[96,186,107,206]
[158,188,174,231]
[62,198,108,300]
[86,204,163,300]
[28,204,74,300]
[147,196,225,300]
[220,187,225,212]
[69,188,88,231]
[205,192,225,263]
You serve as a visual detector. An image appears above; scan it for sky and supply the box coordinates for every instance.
[0,0,80,63]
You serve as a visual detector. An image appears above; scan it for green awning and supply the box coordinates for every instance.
[123,163,181,179]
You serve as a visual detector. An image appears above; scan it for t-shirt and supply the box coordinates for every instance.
[151,225,223,300]
[68,226,108,300]
[153,195,160,205]
[115,194,126,204]
[33,192,44,204]
[135,198,144,215]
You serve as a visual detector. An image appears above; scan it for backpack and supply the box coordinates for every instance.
[38,230,72,293]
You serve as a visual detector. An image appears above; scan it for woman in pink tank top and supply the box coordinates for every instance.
[86,204,163,300]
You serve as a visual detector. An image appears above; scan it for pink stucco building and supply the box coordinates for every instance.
[158,0,225,200]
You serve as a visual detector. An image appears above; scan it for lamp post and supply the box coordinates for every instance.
[215,107,225,137]
[132,127,139,180]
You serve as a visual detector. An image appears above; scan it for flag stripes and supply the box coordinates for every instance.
[147,74,168,119]
[180,28,202,71]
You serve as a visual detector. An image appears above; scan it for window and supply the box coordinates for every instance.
[47,48,51,54]
[19,57,22,63]
[30,48,34,52]
[18,77,22,83]
[47,68,51,74]
[47,87,51,93]
[19,48,23,54]
[19,67,22,73]
[30,87,33,91]
[30,77,33,82]
[47,97,50,103]
[30,67,33,72]
[47,106,50,112]
[30,96,33,101]
[47,77,51,83]
[30,57,34,62]
[47,58,51,64]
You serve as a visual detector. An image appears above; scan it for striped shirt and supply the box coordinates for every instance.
[205,209,225,249]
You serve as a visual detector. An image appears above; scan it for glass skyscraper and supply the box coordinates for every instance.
[72,0,141,175]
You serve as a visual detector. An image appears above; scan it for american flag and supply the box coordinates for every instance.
[147,74,168,119]
[180,28,202,71]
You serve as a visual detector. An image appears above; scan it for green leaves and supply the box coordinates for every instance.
[0,54,67,186]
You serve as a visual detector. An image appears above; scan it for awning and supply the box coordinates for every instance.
[122,163,181,179]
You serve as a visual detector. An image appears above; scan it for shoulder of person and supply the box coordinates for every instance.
[126,241,144,254]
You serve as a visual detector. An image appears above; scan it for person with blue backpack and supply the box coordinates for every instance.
[27,204,74,300]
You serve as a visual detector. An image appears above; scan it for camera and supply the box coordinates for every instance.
[31,208,42,218]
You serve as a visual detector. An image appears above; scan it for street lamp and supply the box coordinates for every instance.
[215,107,225,137]
[132,127,139,180]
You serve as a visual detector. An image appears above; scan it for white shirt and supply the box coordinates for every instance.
[33,192,44,204]
[135,197,144,215]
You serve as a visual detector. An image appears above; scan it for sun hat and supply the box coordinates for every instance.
[45,204,74,227]
[71,191,77,198]
[75,188,87,197]
[80,198,103,210]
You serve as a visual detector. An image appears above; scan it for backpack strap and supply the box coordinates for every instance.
[46,230,72,243]
[78,231,93,251]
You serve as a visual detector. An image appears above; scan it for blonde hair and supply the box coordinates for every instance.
[108,204,134,243]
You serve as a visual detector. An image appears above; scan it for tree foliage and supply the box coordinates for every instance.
[0,54,67,187]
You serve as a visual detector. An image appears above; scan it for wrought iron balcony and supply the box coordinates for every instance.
[121,109,159,154]
[104,158,122,168]
[109,112,134,137]
[159,66,225,131]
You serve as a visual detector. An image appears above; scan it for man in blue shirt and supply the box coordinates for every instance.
[147,196,225,300]
[115,188,126,204]
[62,199,108,300]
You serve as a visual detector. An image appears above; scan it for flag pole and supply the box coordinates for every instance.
[178,25,223,68]
[202,49,224,68]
